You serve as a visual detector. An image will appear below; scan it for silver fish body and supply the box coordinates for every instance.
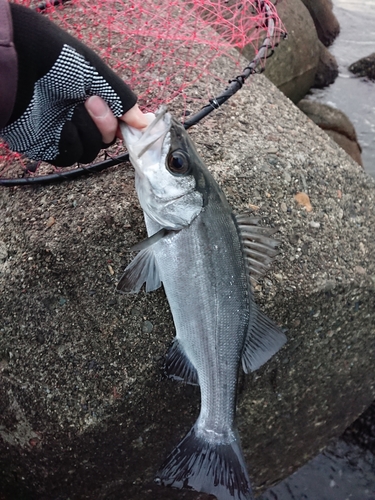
[118,108,286,500]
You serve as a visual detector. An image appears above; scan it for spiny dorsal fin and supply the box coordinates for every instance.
[235,214,280,286]
[117,247,161,293]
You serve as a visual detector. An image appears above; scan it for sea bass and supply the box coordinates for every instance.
[118,107,286,500]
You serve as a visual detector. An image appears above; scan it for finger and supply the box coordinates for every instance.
[85,96,118,144]
[120,104,148,129]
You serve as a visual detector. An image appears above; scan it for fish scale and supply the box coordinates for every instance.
[147,210,249,439]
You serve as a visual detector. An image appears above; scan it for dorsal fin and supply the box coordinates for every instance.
[235,214,280,286]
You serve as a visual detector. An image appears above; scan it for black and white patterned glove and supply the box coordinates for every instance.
[0,4,138,167]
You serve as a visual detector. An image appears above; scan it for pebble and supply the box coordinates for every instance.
[309,221,321,229]
[142,321,153,334]
[0,241,8,261]
[283,171,292,183]
[295,192,313,212]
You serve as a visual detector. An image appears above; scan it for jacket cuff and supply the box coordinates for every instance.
[0,0,18,129]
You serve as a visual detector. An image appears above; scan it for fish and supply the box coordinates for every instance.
[118,106,286,500]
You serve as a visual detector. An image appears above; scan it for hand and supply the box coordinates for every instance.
[0,4,147,167]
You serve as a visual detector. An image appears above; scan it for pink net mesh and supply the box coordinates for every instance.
[1,0,284,179]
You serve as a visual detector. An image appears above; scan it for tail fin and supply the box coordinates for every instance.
[155,424,254,500]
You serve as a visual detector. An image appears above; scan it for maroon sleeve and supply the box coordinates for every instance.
[0,0,18,128]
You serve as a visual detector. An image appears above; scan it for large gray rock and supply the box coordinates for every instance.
[297,99,363,166]
[300,0,340,46]
[242,0,338,102]
[1,72,375,500]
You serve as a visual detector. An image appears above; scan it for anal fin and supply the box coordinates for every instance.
[165,340,199,386]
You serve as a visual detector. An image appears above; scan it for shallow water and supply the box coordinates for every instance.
[308,0,375,177]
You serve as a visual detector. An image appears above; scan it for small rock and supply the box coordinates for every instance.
[0,241,8,261]
[142,321,153,334]
[309,221,321,229]
[354,266,366,275]
[266,147,278,155]
[295,192,313,212]
[283,171,292,183]
[280,202,288,212]
[46,216,56,228]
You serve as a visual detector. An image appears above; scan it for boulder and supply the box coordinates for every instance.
[1,56,375,500]
[297,99,363,166]
[241,0,338,102]
[300,0,340,46]
[349,52,375,80]
[314,42,339,88]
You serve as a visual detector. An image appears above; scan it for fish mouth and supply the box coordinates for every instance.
[120,106,171,164]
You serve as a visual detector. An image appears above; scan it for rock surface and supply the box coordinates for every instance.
[297,99,363,166]
[1,45,375,500]
[349,52,375,80]
[300,0,340,46]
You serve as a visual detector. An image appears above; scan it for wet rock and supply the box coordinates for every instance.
[313,42,339,88]
[349,52,375,81]
[1,46,375,500]
[297,99,363,166]
[300,0,340,46]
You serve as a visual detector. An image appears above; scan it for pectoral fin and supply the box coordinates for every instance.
[242,305,287,373]
[117,247,161,293]
[129,228,171,252]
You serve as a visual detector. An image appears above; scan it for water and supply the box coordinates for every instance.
[259,439,375,500]
[308,0,375,177]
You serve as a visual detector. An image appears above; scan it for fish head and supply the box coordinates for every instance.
[120,106,206,230]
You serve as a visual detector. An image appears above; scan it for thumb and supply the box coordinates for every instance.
[85,96,118,144]
[120,104,148,129]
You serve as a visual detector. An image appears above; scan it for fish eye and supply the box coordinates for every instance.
[166,150,190,176]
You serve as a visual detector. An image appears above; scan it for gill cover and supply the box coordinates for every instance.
[120,107,203,230]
